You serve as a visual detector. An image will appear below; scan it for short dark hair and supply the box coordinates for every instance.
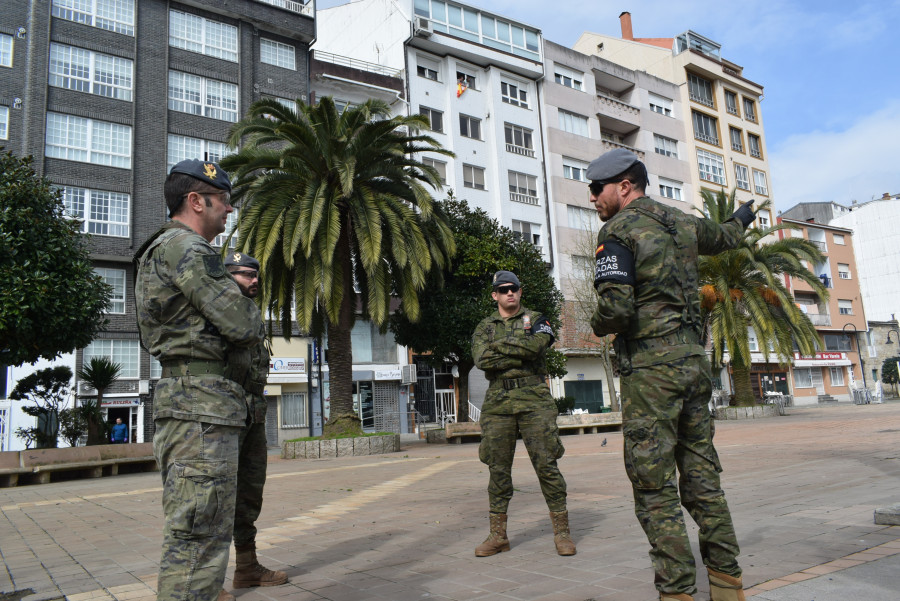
[616,161,649,193]
[164,173,211,216]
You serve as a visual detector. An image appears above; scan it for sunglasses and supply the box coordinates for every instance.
[230,269,258,279]
[496,285,519,295]
[589,181,609,196]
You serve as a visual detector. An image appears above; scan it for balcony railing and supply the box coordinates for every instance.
[313,50,402,78]
[695,132,719,145]
[749,148,761,158]
[506,143,535,158]
[596,93,641,115]
[689,92,714,108]
[510,192,539,205]
[726,105,739,116]
[256,0,313,17]
[732,141,743,152]
[808,314,831,326]
[810,240,827,251]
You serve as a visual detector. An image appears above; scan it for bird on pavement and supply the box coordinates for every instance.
[601,438,607,447]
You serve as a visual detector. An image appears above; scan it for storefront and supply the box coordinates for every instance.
[99,396,145,443]
[790,351,853,405]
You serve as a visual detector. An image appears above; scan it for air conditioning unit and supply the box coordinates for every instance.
[79,382,98,395]
[401,364,418,385]
[414,17,432,37]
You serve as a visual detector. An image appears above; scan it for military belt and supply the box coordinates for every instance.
[502,374,545,390]
[161,360,226,378]
[625,328,700,355]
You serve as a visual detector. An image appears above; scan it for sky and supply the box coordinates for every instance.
[316,0,900,213]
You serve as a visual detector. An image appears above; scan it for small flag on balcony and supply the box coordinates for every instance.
[456,79,468,97]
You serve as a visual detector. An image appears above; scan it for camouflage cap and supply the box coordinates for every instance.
[492,270,520,288]
[169,159,232,192]
[224,252,259,270]
[586,148,640,182]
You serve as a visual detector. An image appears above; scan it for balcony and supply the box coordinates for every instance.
[510,192,539,205]
[601,139,644,159]
[256,0,313,17]
[809,240,827,251]
[695,132,719,145]
[689,92,714,108]
[313,50,402,78]
[506,143,535,158]
[808,314,831,326]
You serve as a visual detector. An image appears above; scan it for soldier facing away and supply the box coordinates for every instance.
[134,159,263,601]
[471,270,576,557]
[223,252,288,591]
[587,148,756,601]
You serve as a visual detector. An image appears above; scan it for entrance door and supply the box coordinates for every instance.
[810,368,825,395]
[373,382,400,433]
[436,391,455,424]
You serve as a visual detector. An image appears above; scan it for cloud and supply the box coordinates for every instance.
[770,98,900,210]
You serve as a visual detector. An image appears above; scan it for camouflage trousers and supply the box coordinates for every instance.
[621,354,741,596]
[233,422,268,546]
[154,418,240,601]
[479,408,567,513]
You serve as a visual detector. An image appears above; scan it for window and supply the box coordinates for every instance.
[833,233,846,245]
[52,0,135,36]
[463,164,485,190]
[61,186,130,237]
[554,64,583,91]
[0,106,7,140]
[351,321,397,363]
[829,366,844,387]
[838,299,853,315]
[167,134,229,171]
[45,113,132,168]
[416,56,439,81]
[281,392,307,428]
[793,368,813,388]
[654,134,678,158]
[692,110,719,145]
[724,90,739,116]
[743,97,757,122]
[49,43,133,101]
[757,209,770,227]
[456,69,476,89]
[508,171,538,205]
[95,267,126,313]
[1,34,12,67]
[562,157,589,182]
[748,329,758,352]
[169,10,238,62]
[83,338,139,378]
[837,263,851,279]
[753,169,768,195]
[418,106,443,133]
[648,92,673,116]
[213,211,239,248]
[567,205,595,230]
[150,356,162,379]
[168,71,238,122]
[658,177,683,201]
[512,220,541,247]
[260,38,295,69]
[501,80,528,108]
[729,126,743,152]
[423,157,447,184]
[687,72,714,107]
[823,334,852,352]
[478,14,540,60]
[697,149,726,185]
[459,114,481,139]
[748,133,762,158]
[734,163,750,190]
[558,110,589,137]
[571,255,593,275]
[504,123,534,157]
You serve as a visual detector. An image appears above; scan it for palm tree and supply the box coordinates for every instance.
[77,357,121,445]
[699,189,827,406]
[221,97,455,436]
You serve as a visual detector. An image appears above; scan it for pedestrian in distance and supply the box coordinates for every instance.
[223,252,288,591]
[587,148,757,601]
[110,418,128,444]
[471,270,576,557]
[134,159,264,601]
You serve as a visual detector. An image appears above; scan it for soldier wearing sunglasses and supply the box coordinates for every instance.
[471,270,575,558]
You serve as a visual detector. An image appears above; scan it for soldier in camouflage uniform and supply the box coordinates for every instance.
[587,148,756,601]
[223,252,288,589]
[471,271,576,557]
[134,159,263,601]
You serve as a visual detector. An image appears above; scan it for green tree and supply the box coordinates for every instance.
[10,365,73,448]
[59,408,88,448]
[77,357,121,445]
[699,189,826,406]
[221,98,455,436]
[882,356,899,395]
[390,196,566,422]
[0,151,111,367]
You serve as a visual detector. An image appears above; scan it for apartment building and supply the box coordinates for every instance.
[0,0,314,450]
[573,12,773,227]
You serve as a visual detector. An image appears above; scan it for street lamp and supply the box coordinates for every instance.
[886,329,900,397]
[842,323,867,390]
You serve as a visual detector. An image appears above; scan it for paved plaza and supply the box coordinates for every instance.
[2,402,899,601]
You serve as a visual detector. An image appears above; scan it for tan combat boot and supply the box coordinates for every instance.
[549,510,576,556]
[232,543,289,588]
[707,567,746,601]
[217,590,235,601]
[659,594,693,601]
[474,513,510,557]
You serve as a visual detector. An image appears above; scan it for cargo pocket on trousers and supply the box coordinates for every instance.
[623,419,668,490]
[167,460,227,540]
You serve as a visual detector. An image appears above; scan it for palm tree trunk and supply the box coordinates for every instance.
[731,361,756,407]
[601,337,619,411]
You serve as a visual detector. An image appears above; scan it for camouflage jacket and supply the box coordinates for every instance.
[134,221,263,426]
[247,332,271,423]
[472,306,555,415]
[591,196,744,368]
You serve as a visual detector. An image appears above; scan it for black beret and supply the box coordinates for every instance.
[169,159,232,193]
[492,270,520,288]
[586,148,640,182]
[224,252,259,270]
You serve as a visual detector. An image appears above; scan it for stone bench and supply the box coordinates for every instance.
[444,412,623,444]
[0,443,158,487]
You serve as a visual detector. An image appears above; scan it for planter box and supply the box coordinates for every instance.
[281,434,401,460]
[442,412,624,444]
[714,405,779,420]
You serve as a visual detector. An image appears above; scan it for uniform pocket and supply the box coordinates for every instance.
[623,418,671,490]
[165,460,227,539]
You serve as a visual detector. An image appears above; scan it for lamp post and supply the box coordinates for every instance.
[842,323,867,390]
[886,328,900,397]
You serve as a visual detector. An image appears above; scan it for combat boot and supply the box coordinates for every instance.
[659,594,693,601]
[707,567,746,601]
[217,590,235,601]
[549,510,576,556]
[232,543,288,588]
[474,513,510,557]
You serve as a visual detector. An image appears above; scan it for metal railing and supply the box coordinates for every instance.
[312,50,403,79]
[749,148,762,158]
[506,143,535,157]
[256,0,313,17]
[852,389,873,405]
[689,92,714,108]
[468,401,481,422]
[695,132,719,145]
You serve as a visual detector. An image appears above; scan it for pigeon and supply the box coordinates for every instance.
[601,438,607,447]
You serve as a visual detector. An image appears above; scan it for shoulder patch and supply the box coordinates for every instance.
[203,254,226,278]
[594,239,635,287]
